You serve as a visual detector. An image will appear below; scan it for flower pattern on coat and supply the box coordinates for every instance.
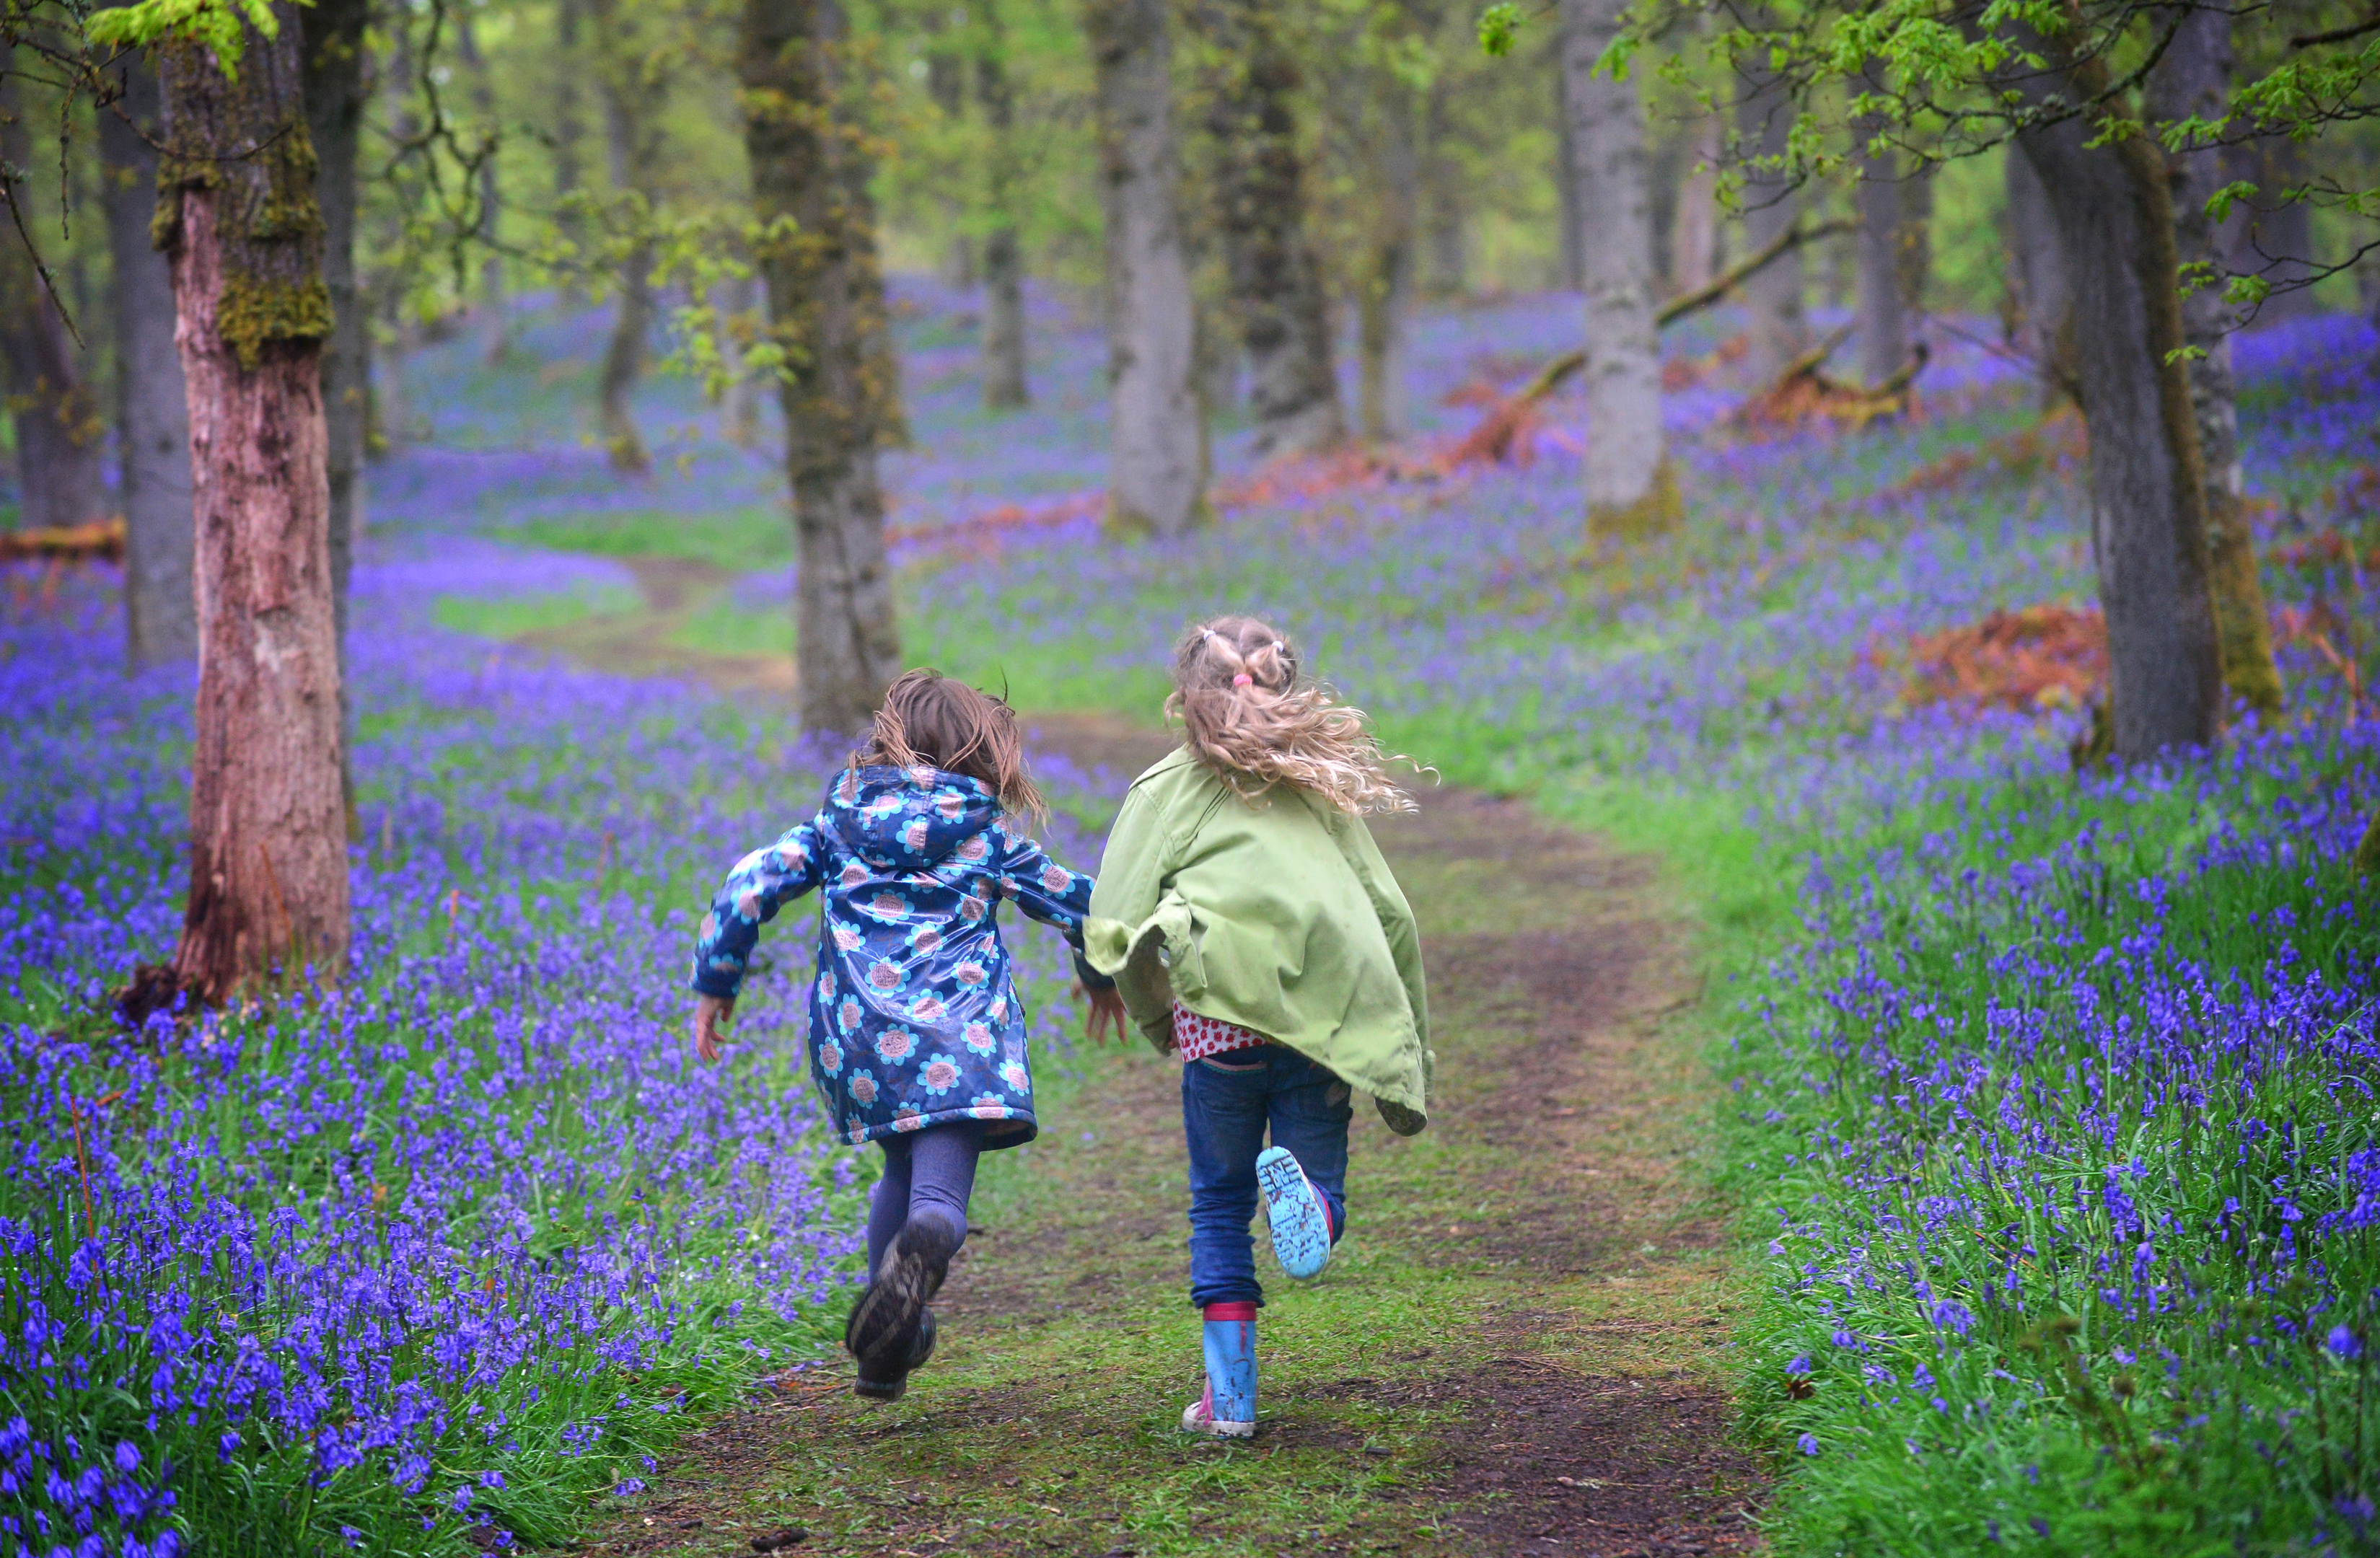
[690,765,1095,1148]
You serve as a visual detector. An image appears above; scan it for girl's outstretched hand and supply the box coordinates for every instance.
[694,994,735,1062]
[1083,985,1129,1047]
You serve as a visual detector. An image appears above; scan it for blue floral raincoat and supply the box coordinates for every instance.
[690,764,1096,1149]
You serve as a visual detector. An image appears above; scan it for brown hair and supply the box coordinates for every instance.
[1166,615,1420,815]
[855,669,1045,825]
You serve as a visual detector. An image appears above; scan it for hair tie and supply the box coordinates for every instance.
[1232,673,1253,687]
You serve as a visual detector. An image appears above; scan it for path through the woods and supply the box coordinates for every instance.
[526,577,1766,1557]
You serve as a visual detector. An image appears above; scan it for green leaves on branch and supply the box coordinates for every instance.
[85,0,300,79]
[1475,2,1527,58]
[1475,0,1635,76]
[656,214,807,403]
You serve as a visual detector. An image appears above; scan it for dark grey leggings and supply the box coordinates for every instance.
[866,1124,982,1280]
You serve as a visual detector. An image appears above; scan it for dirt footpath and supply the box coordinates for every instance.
[527,599,1767,1557]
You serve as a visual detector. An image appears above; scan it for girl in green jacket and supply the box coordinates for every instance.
[1083,615,1431,1438]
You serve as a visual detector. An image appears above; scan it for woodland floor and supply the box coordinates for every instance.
[529,565,1768,1557]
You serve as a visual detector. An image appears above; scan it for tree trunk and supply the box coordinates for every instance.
[1425,80,1468,299]
[1555,63,1583,292]
[1205,0,1344,458]
[553,0,588,305]
[101,50,197,669]
[600,250,653,472]
[157,7,350,998]
[1358,99,1417,444]
[977,32,1030,409]
[303,0,369,838]
[1559,0,1673,536]
[455,14,510,363]
[1357,238,1413,443]
[0,48,108,533]
[2011,112,2222,759]
[1670,112,1721,295]
[1733,39,1806,383]
[1086,0,1203,534]
[715,273,765,446]
[2220,136,2315,320]
[593,0,653,472]
[2003,145,2071,405]
[742,0,905,733]
[1854,103,1911,388]
[2147,6,2281,721]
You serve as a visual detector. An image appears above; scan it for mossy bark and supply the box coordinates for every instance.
[2146,11,2284,723]
[2354,811,2380,878]
[1590,459,1684,545]
[740,0,905,733]
[158,4,349,999]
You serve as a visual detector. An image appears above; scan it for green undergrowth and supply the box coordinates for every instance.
[511,506,793,572]
[1708,730,2380,1554]
[433,584,644,641]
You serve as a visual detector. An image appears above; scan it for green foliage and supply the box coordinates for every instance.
[1475,1,1526,59]
[85,0,291,77]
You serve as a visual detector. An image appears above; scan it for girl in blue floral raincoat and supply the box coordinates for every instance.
[689,671,1124,1401]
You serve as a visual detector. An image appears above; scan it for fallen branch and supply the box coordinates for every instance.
[1736,325,1930,430]
[1655,216,1855,330]
[0,516,126,564]
[1439,216,1856,470]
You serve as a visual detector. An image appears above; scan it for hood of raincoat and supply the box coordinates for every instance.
[821,764,1004,872]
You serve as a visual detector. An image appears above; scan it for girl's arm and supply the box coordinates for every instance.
[1343,816,1430,1053]
[993,830,1098,936]
[1084,783,1180,1049]
[690,817,829,1000]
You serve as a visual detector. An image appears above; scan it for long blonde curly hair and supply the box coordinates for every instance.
[1166,615,1421,815]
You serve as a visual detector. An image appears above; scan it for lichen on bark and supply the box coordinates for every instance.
[216,270,335,369]
[157,28,333,369]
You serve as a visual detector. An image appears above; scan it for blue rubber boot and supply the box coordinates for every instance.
[1257,1145,1334,1279]
[1181,1303,1257,1438]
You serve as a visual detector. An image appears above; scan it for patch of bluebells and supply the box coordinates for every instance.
[0,565,1114,1554]
[1731,682,2380,1539]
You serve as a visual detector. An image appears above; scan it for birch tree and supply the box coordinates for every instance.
[1558,0,1674,537]
[1086,0,1203,534]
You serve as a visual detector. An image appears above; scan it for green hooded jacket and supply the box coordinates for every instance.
[1083,747,1431,1135]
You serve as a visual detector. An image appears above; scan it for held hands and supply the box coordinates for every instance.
[1080,985,1130,1047]
[693,994,735,1062]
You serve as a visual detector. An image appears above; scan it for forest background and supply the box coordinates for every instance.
[7,0,2380,1554]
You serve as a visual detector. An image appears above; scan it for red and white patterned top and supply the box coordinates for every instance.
[1172,1001,1270,1062]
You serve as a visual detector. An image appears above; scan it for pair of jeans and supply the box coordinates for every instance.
[865,1123,981,1280]
[1181,1044,1351,1308]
